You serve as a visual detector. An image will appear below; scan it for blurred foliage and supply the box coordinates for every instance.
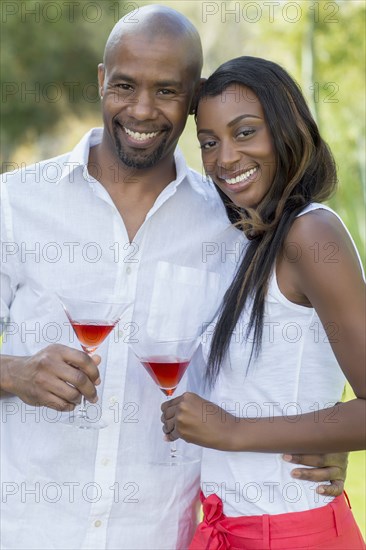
[1,0,365,536]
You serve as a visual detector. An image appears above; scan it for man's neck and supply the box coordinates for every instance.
[87,139,178,242]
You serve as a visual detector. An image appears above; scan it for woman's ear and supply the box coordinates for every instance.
[189,77,207,115]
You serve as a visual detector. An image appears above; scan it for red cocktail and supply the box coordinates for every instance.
[59,295,130,429]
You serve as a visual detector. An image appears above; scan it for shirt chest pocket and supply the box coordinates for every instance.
[147,261,221,340]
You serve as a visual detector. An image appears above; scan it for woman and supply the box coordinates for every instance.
[162,57,365,548]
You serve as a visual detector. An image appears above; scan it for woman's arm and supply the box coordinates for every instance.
[162,210,366,452]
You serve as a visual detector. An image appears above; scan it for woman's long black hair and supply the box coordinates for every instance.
[195,56,337,386]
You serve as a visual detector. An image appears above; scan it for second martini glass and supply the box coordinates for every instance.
[59,295,130,429]
[130,336,201,465]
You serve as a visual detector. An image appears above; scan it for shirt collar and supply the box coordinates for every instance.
[173,147,209,200]
[59,128,103,184]
[59,128,209,200]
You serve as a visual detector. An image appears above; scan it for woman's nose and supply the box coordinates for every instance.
[217,140,241,172]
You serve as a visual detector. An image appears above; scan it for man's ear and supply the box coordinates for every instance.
[98,63,105,98]
[189,77,207,115]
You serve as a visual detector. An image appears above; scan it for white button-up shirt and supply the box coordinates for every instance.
[0,129,244,550]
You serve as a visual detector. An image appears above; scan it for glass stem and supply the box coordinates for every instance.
[78,396,87,419]
[166,395,177,459]
[170,440,177,459]
[77,350,91,420]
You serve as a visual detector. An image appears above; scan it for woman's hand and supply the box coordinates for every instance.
[161,393,349,499]
[161,392,238,450]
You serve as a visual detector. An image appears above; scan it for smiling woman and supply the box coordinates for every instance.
[197,84,276,210]
[162,56,366,549]
[195,56,339,370]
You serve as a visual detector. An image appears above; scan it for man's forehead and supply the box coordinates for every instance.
[104,33,193,75]
[106,30,188,59]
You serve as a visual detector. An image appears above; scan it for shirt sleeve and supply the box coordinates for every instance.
[0,176,20,320]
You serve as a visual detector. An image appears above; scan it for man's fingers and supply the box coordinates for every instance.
[46,360,97,403]
[60,345,100,383]
[63,366,97,402]
[283,454,325,468]
[46,377,81,405]
[40,392,76,412]
[317,480,344,497]
[291,466,342,482]
[283,453,348,470]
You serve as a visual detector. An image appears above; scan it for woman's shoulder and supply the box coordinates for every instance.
[287,205,354,252]
[285,204,363,278]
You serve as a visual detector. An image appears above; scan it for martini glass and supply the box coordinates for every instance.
[59,295,130,429]
[130,335,201,465]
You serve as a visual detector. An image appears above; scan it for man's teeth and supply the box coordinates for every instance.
[124,127,159,141]
[225,167,258,185]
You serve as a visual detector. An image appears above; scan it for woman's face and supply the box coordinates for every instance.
[196,84,277,209]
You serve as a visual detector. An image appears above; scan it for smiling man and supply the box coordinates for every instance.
[0,5,348,550]
[87,8,203,242]
[0,7,241,549]
[97,12,201,172]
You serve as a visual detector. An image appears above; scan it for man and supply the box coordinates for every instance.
[0,5,347,549]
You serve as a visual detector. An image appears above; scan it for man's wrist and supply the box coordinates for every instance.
[0,355,22,394]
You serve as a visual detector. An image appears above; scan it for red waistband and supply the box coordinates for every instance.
[190,491,356,549]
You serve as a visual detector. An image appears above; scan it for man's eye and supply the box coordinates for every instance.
[116,83,133,91]
[158,89,175,95]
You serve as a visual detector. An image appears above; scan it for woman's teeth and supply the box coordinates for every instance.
[225,167,258,185]
[124,127,159,141]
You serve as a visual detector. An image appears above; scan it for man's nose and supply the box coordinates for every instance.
[126,90,158,121]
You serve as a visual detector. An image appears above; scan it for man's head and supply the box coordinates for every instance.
[98,5,203,170]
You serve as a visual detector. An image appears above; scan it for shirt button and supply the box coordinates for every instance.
[101,458,110,466]
[94,520,102,528]
[109,396,117,405]
[126,266,132,275]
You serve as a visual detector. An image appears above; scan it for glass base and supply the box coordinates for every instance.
[60,413,107,430]
[149,447,201,467]
[150,453,201,466]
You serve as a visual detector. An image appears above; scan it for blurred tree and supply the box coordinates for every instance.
[1,0,125,160]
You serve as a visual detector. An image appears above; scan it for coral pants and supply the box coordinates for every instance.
[189,492,365,549]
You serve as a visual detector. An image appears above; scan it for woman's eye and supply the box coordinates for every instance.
[199,141,217,150]
[237,128,255,138]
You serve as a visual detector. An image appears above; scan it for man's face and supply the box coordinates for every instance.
[98,33,197,170]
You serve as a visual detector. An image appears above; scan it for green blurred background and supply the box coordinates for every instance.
[1,0,365,536]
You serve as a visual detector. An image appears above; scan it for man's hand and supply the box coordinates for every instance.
[1,344,101,411]
[283,453,348,497]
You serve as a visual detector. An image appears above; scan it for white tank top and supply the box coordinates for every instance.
[201,203,363,516]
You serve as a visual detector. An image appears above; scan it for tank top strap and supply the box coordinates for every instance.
[269,203,364,304]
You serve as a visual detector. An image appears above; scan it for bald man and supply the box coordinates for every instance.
[0,5,347,549]
[0,7,239,549]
